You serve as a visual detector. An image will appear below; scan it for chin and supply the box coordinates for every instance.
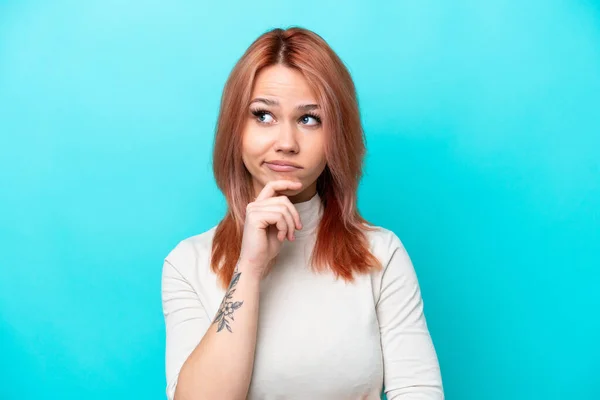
[264,174,302,184]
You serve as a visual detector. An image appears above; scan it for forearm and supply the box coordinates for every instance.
[174,263,261,400]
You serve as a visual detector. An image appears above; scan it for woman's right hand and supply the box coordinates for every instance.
[238,180,304,280]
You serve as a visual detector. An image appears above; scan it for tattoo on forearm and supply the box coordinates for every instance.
[213,266,244,333]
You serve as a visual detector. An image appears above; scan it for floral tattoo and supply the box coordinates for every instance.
[213,266,244,333]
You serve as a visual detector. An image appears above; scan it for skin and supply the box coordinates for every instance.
[241,64,328,204]
[173,65,328,400]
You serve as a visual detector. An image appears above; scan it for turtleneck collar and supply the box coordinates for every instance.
[293,192,323,238]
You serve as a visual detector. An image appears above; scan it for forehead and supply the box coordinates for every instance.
[251,65,317,104]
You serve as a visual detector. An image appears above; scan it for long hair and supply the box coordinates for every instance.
[211,27,382,289]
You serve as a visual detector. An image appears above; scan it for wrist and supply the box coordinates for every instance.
[236,259,264,285]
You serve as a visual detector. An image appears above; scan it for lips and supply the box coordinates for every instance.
[264,160,302,172]
[265,160,302,168]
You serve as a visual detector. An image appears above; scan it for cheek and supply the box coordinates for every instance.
[302,135,327,172]
[242,127,268,161]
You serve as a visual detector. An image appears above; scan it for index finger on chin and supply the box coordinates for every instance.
[255,180,302,201]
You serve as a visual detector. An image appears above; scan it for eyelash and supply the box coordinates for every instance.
[251,108,322,125]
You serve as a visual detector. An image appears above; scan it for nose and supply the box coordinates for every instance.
[274,121,299,154]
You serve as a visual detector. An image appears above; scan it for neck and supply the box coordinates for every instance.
[288,183,317,204]
[292,191,323,238]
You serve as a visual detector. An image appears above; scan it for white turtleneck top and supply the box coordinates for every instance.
[161,193,443,399]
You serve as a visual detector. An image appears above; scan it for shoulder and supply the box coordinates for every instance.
[363,224,406,255]
[161,225,224,301]
[362,224,413,272]
[363,225,420,303]
[163,225,218,272]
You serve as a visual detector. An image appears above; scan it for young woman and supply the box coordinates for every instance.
[162,27,444,400]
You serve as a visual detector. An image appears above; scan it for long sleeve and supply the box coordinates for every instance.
[377,234,444,399]
[161,246,211,400]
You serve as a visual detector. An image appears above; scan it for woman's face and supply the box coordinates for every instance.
[241,64,327,203]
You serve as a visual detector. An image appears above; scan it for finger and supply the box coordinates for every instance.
[255,180,303,202]
[254,204,296,241]
[259,211,290,242]
[256,196,302,230]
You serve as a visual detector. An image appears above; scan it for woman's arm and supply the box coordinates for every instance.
[162,254,261,400]
[377,233,444,399]
[163,180,302,400]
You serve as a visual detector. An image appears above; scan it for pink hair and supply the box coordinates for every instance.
[211,27,382,289]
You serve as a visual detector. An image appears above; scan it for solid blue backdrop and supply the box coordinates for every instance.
[1,1,599,399]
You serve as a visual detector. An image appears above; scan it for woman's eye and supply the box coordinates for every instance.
[255,112,274,124]
[299,115,320,126]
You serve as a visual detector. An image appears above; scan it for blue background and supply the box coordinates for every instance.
[1,1,599,399]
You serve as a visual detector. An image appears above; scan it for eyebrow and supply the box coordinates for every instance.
[249,97,320,112]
